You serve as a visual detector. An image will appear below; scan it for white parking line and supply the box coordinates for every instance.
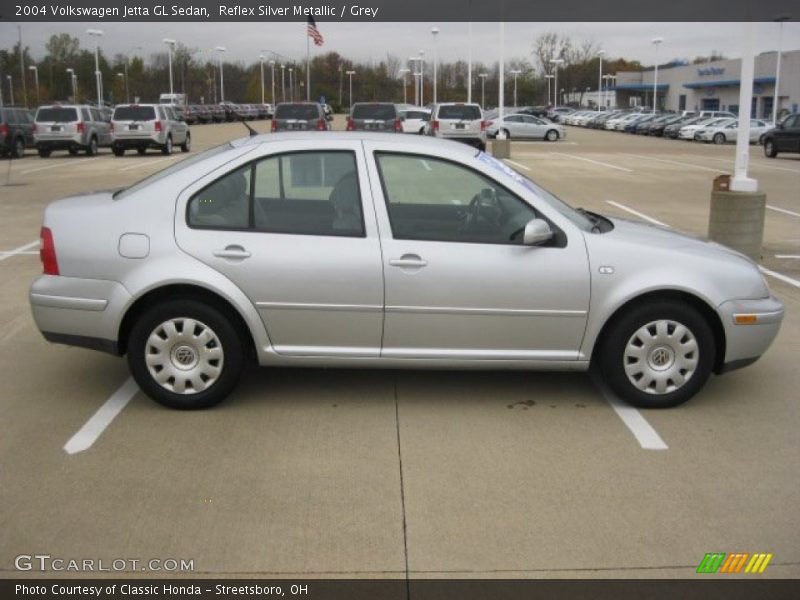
[693,155,800,174]
[550,152,633,173]
[759,267,800,289]
[63,377,139,455]
[118,155,181,172]
[18,157,107,176]
[605,200,668,226]
[601,388,669,450]
[514,141,578,145]
[767,205,800,218]
[503,159,530,171]
[775,255,800,259]
[0,240,39,263]
[624,154,727,173]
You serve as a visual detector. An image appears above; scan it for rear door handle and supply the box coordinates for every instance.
[213,245,251,260]
[389,255,427,268]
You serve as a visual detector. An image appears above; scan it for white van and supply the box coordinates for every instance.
[159,93,187,106]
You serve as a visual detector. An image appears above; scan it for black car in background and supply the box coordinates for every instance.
[763,113,800,158]
[649,115,685,137]
[0,106,35,158]
[663,115,704,139]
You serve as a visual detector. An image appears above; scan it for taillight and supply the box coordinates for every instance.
[485,120,494,128]
[394,119,402,132]
[109,122,114,132]
[433,120,439,131]
[76,122,85,133]
[40,227,59,275]
[32,123,38,134]
[0,124,8,137]
[317,118,326,131]
[480,120,487,131]
[154,120,162,132]
[346,118,354,131]
[271,119,277,132]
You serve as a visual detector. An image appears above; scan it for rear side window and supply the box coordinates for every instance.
[275,104,320,120]
[114,106,157,121]
[352,104,396,120]
[437,105,482,120]
[36,108,78,122]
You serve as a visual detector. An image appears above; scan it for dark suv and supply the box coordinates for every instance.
[0,106,35,158]
[271,103,329,132]
[346,103,401,132]
[762,113,800,158]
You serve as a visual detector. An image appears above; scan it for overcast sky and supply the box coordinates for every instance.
[2,21,798,68]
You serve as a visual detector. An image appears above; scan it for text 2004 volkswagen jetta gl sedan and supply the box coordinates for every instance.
[29,133,783,409]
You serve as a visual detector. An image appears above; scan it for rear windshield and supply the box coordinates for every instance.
[352,104,396,120]
[275,104,320,120]
[437,105,481,120]
[114,106,157,121]
[36,108,78,122]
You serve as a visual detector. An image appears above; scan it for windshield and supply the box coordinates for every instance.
[438,105,482,120]
[114,143,233,200]
[36,107,78,122]
[275,104,320,120]
[113,106,157,121]
[352,104,397,120]
[477,152,594,231]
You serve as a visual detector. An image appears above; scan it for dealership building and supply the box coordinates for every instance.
[609,49,800,119]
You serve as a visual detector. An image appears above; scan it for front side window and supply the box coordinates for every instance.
[188,165,251,229]
[375,153,539,245]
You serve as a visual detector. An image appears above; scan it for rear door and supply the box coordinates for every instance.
[175,139,384,357]
[774,115,800,152]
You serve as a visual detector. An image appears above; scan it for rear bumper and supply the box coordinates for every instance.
[112,133,165,148]
[718,295,784,370]
[35,134,87,149]
[29,275,131,355]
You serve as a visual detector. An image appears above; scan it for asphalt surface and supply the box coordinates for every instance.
[1,118,798,579]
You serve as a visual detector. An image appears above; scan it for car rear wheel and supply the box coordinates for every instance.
[597,300,715,408]
[501,128,511,139]
[37,148,51,158]
[180,133,191,153]
[161,135,173,155]
[137,147,147,155]
[68,148,79,156]
[764,140,778,158]
[12,137,25,158]
[713,133,726,145]
[86,137,98,156]
[545,129,559,141]
[112,146,125,157]
[127,300,245,409]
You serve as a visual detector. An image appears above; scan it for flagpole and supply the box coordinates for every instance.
[306,30,311,101]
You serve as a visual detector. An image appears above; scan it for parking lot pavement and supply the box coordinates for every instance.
[1,122,799,578]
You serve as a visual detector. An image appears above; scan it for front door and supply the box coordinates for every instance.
[176,142,384,356]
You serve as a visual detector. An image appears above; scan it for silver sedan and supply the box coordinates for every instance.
[30,133,783,409]
[487,114,566,141]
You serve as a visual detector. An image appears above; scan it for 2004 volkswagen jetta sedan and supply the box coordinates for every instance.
[29,133,784,409]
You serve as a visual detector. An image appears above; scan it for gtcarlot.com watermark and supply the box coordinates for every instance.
[14,554,195,572]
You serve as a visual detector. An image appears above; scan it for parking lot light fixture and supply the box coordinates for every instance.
[280,64,285,103]
[215,46,226,103]
[550,59,564,107]
[597,50,605,111]
[510,69,521,108]
[772,16,790,125]
[409,57,421,106]
[66,67,77,101]
[259,54,265,105]
[269,60,276,105]
[87,29,104,108]
[163,38,176,96]
[651,37,664,113]
[346,70,356,111]
[398,68,410,104]
[478,72,487,109]
[431,27,440,104]
[545,74,554,106]
[6,75,13,106]
[288,67,294,102]
[29,65,39,106]
[418,51,425,106]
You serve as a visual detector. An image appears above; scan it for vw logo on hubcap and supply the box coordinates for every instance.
[171,344,198,369]
[648,346,675,371]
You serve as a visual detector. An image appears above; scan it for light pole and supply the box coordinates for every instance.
[280,64,286,102]
[545,74,554,106]
[123,46,141,104]
[399,68,410,104]
[549,58,564,107]
[651,37,663,113]
[478,73,487,108]
[346,70,355,111]
[431,27,440,104]
[409,57,420,106]
[510,69,521,107]
[597,49,605,111]
[163,38,176,96]
[215,46,226,103]
[772,16,790,124]
[116,72,124,103]
[66,68,76,101]
[338,64,343,108]
[418,51,425,106]
[259,54,265,104]
[288,67,294,102]
[269,60,276,105]
[28,65,39,106]
[6,75,13,105]
[87,29,104,107]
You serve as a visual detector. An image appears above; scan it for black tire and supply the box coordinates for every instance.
[596,300,715,408]
[86,136,98,156]
[713,133,726,145]
[12,137,25,159]
[763,140,778,158]
[180,133,191,153]
[68,147,79,156]
[478,141,487,152]
[545,129,559,141]
[37,148,51,158]
[127,299,245,410]
[161,135,173,155]
[502,128,511,139]
[137,147,147,155]
[112,146,125,157]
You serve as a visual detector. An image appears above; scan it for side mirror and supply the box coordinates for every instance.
[523,218,553,246]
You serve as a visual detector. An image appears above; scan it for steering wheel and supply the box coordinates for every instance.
[509,225,526,241]
[461,188,504,232]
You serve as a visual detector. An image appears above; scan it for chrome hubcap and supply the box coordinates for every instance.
[624,319,698,395]
[145,317,223,394]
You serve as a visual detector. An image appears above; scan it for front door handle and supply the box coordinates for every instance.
[389,254,428,268]
[213,245,251,260]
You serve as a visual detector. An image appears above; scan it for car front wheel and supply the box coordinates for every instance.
[86,136,98,156]
[162,135,173,155]
[713,133,726,145]
[545,129,559,141]
[764,140,778,158]
[180,133,191,153]
[597,301,715,408]
[127,300,245,409]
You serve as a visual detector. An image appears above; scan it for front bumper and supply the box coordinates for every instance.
[718,295,784,371]
[30,275,131,355]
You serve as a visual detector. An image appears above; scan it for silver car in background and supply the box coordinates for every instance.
[30,133,783,410]
[34,105,112,157]
[428,102,487,151]
[111,104,191,156]
[486,113,566,141]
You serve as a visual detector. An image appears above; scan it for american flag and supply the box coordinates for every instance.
[307,16,324,46]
